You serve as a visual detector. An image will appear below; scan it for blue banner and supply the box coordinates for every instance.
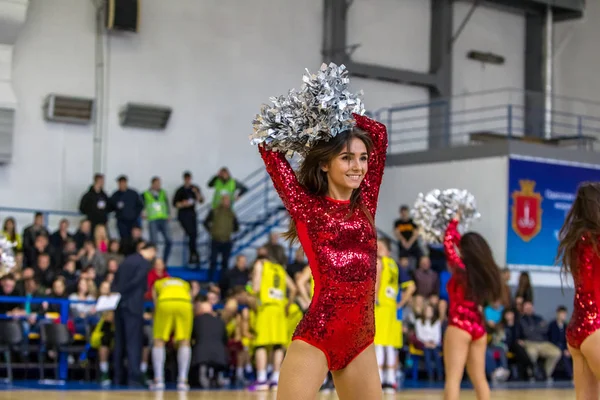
[507,156,600,269]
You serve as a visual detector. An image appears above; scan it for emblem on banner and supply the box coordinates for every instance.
[511,180,543,242]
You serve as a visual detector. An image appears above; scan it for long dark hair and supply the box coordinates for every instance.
[556,182,600,282]
[459,232,503,305]
[283,128,374,243]
[2,217,16,241]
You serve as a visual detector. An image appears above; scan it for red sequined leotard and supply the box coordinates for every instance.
[443,220,486,340]
[566,236,600,349]
[259,114,387,371]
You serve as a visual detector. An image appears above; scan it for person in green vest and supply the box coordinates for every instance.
[207,167,248,209]
[142,177,172,263]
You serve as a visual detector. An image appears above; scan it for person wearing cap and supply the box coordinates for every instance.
[110,175,144,240]
[111,242,156,387]
[207,167,248,209]
[79,174,111,233]
[142,176,172,264]
[173,171,204,265]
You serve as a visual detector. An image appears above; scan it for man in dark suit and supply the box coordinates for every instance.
[111,242,156,387]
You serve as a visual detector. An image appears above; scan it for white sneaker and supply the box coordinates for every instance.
[152,381,165,391]
[177,381,189,392]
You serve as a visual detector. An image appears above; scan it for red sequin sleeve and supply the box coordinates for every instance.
[444,219,465,270]
[258,146,311,221]
[354,113,388,217]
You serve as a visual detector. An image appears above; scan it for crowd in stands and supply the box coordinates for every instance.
[0,174,574,388]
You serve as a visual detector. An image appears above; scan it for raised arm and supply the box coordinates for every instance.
[444,219,465,270]
[258,146,311,220]
[354,114,388,217]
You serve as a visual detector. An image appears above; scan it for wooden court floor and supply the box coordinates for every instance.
[0,389,577,400]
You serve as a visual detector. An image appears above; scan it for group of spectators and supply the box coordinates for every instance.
[77,169,246,280]
[0,187,573,387]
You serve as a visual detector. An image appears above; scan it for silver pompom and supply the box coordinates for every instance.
[412,189,480,243]
[250,62,365,157]
[0,236,16,278]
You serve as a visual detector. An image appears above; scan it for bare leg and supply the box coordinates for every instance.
[276,340,329,400]
[332,344,382,400]
[569,344,599,400]
[465,335,490,400]
[443,326,471,400]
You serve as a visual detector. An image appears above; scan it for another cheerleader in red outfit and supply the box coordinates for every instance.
[443,215,503,400]
[556,183,600,399]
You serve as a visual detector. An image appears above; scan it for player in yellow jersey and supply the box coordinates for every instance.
[250,250,297,391]
[151,276,193,391]
[375,237,416,393]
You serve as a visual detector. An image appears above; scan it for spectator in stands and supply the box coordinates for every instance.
[110,175,143,239]
[3,217,22,251]
[106,239,122,262]
[264,232,287,266]
[120,225,143,256]
[104,258,119,284]
[60,259,77,292]
[413,256,439,299]
[94,224,109,253]
[485,323,510,383]
[415,303,443,381]
[204,194,239,282]
[500,267,512,308]
[44,276,68,314]
[73,219,92,250]
[519,301,561,380]
[142,176,172,263]
[394,205,422,263]
[79,173,111,233]
[111,242,156,387]
[35,253,55,291]
[547,305,572,379]
[173,171,204,265]
[22,275,44,317]
[484,300,505,329]
[80,266,98,298]
[207,167,248,209]
[145,258,168,300]
[220,255,249,296]
[0,274,23,315]
[49,218,72,252]
[22,212,49,253]
[502,308,534,380]
[69,278,96,314]
[286,248,307,281]
[80,239,107,278]
[24,233,54,269]
[190,280,201,299]
[191,293,228,389]
[515,271,533,305]
[57,238,78,271]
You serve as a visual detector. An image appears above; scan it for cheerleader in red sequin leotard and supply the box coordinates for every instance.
[442,218,503,400]
[444,220,486,340]
[260,114,387,398]
[557,182,600,396]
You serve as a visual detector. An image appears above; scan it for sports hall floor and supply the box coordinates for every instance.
[0,381,579,399]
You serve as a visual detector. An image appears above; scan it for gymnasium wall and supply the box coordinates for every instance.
[554,0,600,113]
[3,0,526,211]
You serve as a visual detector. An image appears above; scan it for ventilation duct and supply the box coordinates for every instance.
[119,103,172,130]
[43,94,95,125]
